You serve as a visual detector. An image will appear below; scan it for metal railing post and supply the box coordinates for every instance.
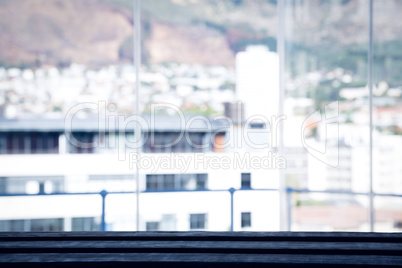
[229,188,236,232]
[100,190,108,231]
[287,187,292,231]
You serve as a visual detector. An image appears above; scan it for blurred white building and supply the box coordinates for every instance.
[0,117,280,232]
[236,46,279,121]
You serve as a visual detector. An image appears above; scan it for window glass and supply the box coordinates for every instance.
[146,173,208,191]
[0,0,400,233]
[0,218,64,232]
[72,217,100,231]
[146,221,160,231]
[372,0,402,231]
[241,173,251,188]
[190,213,207,230]
[241,212,251,228]
[284,0,370,231]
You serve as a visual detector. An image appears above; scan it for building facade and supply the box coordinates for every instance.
[0,117,280,232]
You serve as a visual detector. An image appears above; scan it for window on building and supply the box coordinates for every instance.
[143,131,207,153]
[72,217,100,231]
[30,218,64,231]
[249,122,266,129]
[38,181,47,194]
[146,174,162,190]
[0,132,60,154]
[394,221,402,230]
[0,218,63,232]
[241,212,251,228]
[67,132,95,154]
[241,173,251,188]
[0,177,6,194]
[190,213,206,230]
[186,132,204,153]
[196,174,207,189]
[164,174,175,189]
[0,133,7,154]
[146,174,208,191]
[0,218,98,232]
[31,132,59,154]
[146,221,160,231]
[6,176,65,195]
[0,220,25,231]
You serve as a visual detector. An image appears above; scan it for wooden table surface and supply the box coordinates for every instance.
[0,232,401,267]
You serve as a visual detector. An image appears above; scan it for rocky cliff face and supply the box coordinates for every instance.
[0,0,133,67]
[0,0,401,68]
[0,0,276,67]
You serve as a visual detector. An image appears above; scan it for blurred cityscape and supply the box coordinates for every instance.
[0,0,401,232]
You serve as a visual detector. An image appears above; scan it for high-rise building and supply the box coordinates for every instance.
[236,46,279,121]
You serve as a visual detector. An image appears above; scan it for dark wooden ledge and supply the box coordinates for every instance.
[0,232,402,267]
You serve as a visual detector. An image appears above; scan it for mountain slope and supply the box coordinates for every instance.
[1,0,402,69]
